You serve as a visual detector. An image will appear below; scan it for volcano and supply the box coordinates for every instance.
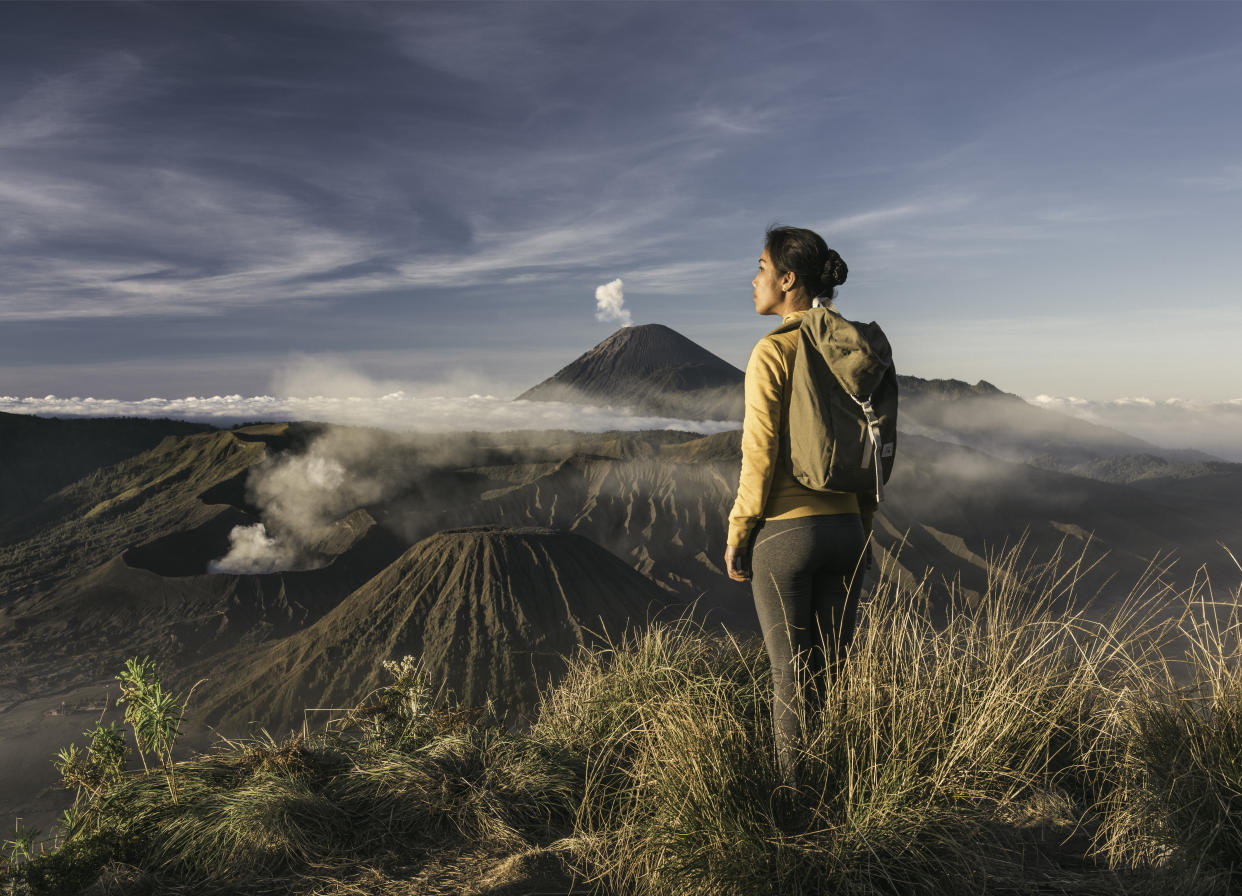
[197,526,670,731]
[517,323,745,420]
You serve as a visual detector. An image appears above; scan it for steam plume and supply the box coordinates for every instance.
[208,428,404,574]
[595,278,631,326]
[207,523,300,574]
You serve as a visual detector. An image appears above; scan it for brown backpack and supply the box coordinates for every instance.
[770,307,898,501]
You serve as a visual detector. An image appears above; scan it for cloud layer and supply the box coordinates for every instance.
[1030,395,1242,462]
[0,393,738,435]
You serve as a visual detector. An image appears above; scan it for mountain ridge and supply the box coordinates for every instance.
[515,324,1185,468]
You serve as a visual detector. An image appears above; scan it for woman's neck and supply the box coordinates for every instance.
[771,290,813,317]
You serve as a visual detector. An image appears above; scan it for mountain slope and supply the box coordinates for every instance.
[437,430,1235,616]
[0,429,269,603]
[898,378,1172,466]
[197,526,670,730]
[0,413,216,538]
[0,507,408,695]
[518,324,745,419]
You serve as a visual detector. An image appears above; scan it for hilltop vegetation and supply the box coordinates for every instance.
[7,546,1242,896]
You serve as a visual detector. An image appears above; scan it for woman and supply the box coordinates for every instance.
[724,225,876,778]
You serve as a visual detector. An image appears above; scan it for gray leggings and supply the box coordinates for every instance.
[751,514,867,774]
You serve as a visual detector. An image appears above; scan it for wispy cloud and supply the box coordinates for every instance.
[0,52,144,148]
[818,195,975,236]
[0,163,387,320]
[1029,395,1242,462]
[821,203,929,234]
[390,197,686,289]
[621,260,736,295]
[2,2,1240,404]
[1178,163,1242,193]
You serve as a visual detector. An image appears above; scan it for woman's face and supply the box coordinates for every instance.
[752,247,787,316]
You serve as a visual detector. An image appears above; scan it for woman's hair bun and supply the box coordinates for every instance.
[821,250,848,289]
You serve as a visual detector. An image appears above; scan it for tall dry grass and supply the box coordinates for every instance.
[8,541,1242,895]
[535,538,1185,895]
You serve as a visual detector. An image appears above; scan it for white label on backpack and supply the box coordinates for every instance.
[881,442,895,458]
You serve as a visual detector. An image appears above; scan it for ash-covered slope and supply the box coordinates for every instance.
[0,429,270,603]
[445,428,1236,617]
[0,507,408,696]
[0,413,217,531]
[199,526,669,732]
[518,324,745,419]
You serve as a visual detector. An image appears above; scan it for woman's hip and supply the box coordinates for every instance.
[751,513,865,575]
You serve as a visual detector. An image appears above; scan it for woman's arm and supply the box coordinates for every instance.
[726,337,786,549]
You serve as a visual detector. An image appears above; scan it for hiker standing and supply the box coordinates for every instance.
[724,225,896,778]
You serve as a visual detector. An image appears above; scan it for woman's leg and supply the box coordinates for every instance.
[752,515,866,778]
[810,514,867,676]
[752,519,831,776]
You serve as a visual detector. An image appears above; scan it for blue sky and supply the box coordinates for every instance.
[2,1,1240,402]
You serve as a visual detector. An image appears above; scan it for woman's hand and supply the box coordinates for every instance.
[725,544,751,582]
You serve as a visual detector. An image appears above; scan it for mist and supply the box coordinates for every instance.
[207,426,435,574]
[0,390,738,436]
[206,422,744,579]
[1030,396,1242,462]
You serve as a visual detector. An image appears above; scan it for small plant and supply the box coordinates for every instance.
[85,721,128,785]
[381,654,433,720]
[116,657,201,803]
[2,819,39,893]
[51,744,91,802]
[54,721,129,815]
[342,654,439,749]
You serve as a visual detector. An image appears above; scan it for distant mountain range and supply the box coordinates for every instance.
[520,323,1204,471]
[2,323,1240,835]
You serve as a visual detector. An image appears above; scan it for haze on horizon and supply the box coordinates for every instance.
[1,1,1240,406]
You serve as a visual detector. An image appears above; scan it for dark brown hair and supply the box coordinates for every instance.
[765,225,847,297]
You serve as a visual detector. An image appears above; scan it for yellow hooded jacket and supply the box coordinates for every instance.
[726,308,878,548]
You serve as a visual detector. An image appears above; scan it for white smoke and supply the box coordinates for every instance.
[207,523,300,574]
[207,428,403,573]
[594,278,631,327]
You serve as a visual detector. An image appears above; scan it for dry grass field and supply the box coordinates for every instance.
[7,542,1242,895]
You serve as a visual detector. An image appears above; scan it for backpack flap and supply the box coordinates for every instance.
[788,308,899,501]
